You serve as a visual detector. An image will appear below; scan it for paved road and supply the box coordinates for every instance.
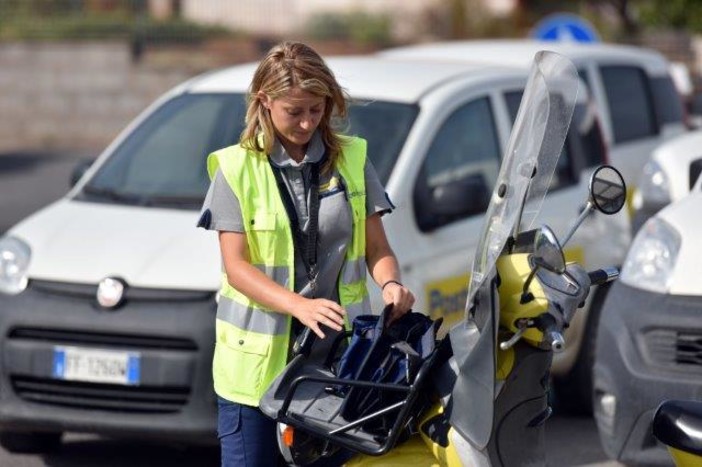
[0,150,95,234]
[0,413,615,467]
[0,150,622,466]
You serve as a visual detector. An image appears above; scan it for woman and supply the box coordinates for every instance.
[198,41,415,466]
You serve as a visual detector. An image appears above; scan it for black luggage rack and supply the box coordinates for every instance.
[260,330,449,457]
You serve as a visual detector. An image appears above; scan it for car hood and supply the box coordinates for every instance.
[8,199,221,290]
[657,191,702,295]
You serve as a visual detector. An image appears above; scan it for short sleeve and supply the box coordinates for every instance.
[364,159,394,217]
[197,169,245,232]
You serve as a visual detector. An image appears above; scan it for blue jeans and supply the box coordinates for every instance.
[217,397,356,466]
[217,397,279,467]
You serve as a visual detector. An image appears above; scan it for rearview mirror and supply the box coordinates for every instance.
[521,225,565,303]
[589,165,626,215]
[532,226,566,274]
[561,165,627,246]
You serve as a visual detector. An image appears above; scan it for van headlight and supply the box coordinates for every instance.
[620,218,680,293]
[638,160,671,207]
[0,236,31,295]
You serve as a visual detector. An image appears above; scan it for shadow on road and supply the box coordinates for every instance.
[0,150,96,234]
[38,436,219,467]
[0,152,68,175]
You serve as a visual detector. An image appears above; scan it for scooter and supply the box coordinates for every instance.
[652,400,702,467]
[259,51,627,466]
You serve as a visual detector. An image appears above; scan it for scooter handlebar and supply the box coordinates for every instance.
[587,267,619,287]
[546,329,565,353]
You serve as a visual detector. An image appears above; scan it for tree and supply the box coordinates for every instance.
[585,0,639,37]
[637,0,702,32]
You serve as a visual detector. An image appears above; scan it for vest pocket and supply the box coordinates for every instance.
[216,329,272,400]
[245,211,280,263]
[247,211,277,231]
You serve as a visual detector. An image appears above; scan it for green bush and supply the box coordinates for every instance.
[306,11,392,47]
[0,13,231,43]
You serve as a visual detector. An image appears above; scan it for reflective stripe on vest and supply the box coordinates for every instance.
[208,136,369,406]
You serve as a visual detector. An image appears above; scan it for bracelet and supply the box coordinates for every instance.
[381,279,403,290]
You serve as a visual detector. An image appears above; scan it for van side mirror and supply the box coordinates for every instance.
[415,172,491,232]
[70,158,95,188]
[431,173,490,218]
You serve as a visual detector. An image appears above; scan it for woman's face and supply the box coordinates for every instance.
[260,87,326,158]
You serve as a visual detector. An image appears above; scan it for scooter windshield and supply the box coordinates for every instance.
[465,51,578,312]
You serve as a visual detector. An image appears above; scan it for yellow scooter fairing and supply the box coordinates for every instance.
[346,403,461,467]
[496,254,549,348]
[668,447,702,467]
[652,400,702,467]
[345,436,442,467]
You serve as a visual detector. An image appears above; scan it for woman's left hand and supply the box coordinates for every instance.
[382,282,415,325]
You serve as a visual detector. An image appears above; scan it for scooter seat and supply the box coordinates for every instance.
[653,399,702,456]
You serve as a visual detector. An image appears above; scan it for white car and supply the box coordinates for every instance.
[0,54,626,451]
[632,129,702,231]
[594,172,702,466]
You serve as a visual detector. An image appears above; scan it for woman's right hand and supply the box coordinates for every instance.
[219,232,346,339]
[290,298,346,339]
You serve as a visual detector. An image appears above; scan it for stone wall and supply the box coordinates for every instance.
[7,35,696,156]
[0,42,205,154]
[0,39,373,154]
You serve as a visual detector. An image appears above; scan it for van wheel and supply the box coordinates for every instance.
[553,283,611,416]
[0,431,62,453]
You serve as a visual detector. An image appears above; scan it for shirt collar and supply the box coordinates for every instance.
[269,131,325,169]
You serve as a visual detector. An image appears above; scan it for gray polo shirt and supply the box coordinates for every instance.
[199,132,393,304]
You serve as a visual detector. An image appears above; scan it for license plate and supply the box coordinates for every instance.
[53,346,140,385]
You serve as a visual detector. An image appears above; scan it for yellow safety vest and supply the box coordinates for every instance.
[207,136,370,406]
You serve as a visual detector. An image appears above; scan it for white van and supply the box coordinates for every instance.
[594,172,702,465]
[0,54,626,451]
[381,39,689,194]
[380,39,687,412]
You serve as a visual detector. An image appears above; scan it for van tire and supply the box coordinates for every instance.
[0,431,62,453]
[553,283,611,416]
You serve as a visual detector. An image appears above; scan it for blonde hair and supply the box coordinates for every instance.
[240,41,349,170]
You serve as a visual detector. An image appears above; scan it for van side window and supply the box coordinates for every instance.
[571,104,608,169]
[600,66,657,143]
[413,97,499,232]
[650,76,685,125]
[346,101,418,185]
[504,91,578,190]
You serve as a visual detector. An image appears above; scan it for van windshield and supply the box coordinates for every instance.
[77,93,417,209]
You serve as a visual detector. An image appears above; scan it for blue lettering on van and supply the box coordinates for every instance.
[429,287,469,318]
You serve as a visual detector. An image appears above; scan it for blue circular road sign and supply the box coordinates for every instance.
[531,13,600,43]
